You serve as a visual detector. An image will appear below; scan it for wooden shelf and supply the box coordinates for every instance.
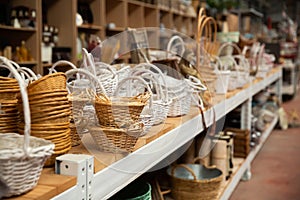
[77,24,103,31]
[0,25,37,32]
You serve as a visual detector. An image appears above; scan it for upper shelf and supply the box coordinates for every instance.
[0,25,37,32]
[52,67,282,200]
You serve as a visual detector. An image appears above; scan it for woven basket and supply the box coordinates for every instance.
[130,67,170,126]
[27,72,67,93]
[0,56,54,197]
[89,124,143,153]
[65,68,106,146]
[167,163,223,200]
[94,77,151,128]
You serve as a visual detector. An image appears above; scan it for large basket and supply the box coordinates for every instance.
[167,163,223,200]
[0,56,54,197]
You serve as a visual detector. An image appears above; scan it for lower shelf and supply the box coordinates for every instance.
[218,116,278,200]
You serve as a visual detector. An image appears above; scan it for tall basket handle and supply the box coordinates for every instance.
[130,68,164,101]
[0,56,32,156]
[134,62,169,101]
[171,164,197,180]
[65,68,107,96]
[166,35,185,58]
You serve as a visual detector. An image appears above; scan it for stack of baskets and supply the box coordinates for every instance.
[0,75,20,133]
[18,72,71,166]
[224,128,251,158]
[91,76,151,153]
[0,56,54,197]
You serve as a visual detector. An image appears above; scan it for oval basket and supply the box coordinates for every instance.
[0,56,54,198]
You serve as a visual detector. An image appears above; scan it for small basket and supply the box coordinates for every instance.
[167,162,223,200]
[94,76,151,129]
[89,124,144,153]
[0,56,54,197]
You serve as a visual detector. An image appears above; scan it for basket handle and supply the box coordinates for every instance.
[217,42,242,56]
[94,61,117,77]
[49,60,77,74]
[65,68,107,96]
[171,164,197,180]
[134,63,169,101]
[130,69,164,101]
[114,76,153,107]
[82,48,97,75]
[0,56,31,156]
[166,35,185,58]
[233,55,250,73]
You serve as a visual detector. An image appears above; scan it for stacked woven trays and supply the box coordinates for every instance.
[0,76,20,133]
[18,72,71,166]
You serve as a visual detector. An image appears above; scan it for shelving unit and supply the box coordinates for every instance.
[43,68,280,200]
[0,0,196,75]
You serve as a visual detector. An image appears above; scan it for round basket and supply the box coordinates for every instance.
[0,56,54,197]
[94,77,151,129]
[89,124,144,153]
[27,72,67,93]
[167,163,223,200]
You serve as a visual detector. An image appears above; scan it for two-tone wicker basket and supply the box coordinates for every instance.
[167,160,223,200]
[0,56,54,197]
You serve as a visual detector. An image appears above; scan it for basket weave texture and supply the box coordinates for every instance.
[167,163,223,200]
[0,57,55,197]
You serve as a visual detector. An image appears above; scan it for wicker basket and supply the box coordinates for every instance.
[65,68,106,147]
[94,77,151,128]
[129,67,170,126]
[0,56,54,197]
[27,72,67,93]
[89,124,144,153]
[167,163,223,200]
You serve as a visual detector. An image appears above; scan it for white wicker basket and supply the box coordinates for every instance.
[0,56,54,197]
[82,48,118,96]
[130,67,171,125]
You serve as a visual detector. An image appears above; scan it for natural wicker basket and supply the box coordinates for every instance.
[0,56,54,197]
[89,125,143,153]
[27,72,67,93]
[94,76,151,129]
[167,163,223,200]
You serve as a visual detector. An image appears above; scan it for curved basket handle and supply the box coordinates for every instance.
[114,76,153,108]
[82,48,97,75]
[171,164,197,180]
[131,69,165,99]
[166,35,185,58]
[65,68,107,96]
[186,75,207,91]
[0,56,31,155]
[94,61,117,77]
[217,42,242,56]
[49,60,77,74]
[134,63,169,101]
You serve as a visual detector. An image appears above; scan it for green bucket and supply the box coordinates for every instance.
[111,181,151,200]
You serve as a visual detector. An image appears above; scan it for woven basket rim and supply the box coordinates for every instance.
[27,72,66,89]
[0,133,54,159]
[167,164,223,183]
